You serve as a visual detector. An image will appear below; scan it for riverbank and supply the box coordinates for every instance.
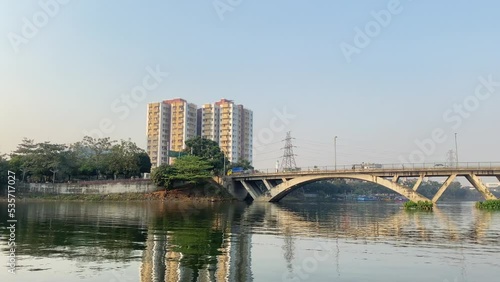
[0,182,235,202]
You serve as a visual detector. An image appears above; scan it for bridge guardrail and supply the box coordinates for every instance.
[245,162,500,175]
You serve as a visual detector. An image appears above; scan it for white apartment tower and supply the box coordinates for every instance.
[147,98,197,167]
[200,99,253,164]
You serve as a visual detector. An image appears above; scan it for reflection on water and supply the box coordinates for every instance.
[1,201,500,281]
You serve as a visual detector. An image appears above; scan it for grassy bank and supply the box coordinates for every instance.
[403,200,433,211]
[475,200,500,210]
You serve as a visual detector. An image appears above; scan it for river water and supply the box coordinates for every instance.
[0,201,499,282]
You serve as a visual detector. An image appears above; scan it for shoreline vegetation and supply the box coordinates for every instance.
[403,200,434,211]
[475,200,500,210]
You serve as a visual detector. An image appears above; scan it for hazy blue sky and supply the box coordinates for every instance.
[1,0,500,169]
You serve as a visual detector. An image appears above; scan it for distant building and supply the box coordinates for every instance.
[199,99,253,164]
[146,98,197,167]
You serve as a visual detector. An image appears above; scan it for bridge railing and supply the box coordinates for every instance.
[247,162,500,175]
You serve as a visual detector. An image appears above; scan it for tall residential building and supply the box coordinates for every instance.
[147,98,197,167]
[200,99,253,164]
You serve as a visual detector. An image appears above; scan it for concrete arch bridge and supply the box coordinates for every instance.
[226,163,500,203]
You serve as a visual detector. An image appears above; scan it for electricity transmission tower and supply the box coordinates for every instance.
[279,131,297,172]
[446,149,457,167]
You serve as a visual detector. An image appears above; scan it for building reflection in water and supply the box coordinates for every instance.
[139,205,253,282]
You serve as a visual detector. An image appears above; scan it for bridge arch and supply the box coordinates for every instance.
[267,174,431,202]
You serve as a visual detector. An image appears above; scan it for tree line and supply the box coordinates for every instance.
[0,136,151,183]
[0,136,253,189]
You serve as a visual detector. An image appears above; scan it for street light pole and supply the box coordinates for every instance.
[454,133,459,168]
[334,136,338,171]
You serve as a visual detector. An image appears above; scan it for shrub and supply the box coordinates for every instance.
[475,200,500,210]
[404,200,433,211]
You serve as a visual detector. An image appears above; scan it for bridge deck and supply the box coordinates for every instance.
[231,167,500,180]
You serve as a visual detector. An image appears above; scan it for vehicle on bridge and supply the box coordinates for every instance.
[351,163,383,169]
[283,167,301,172]
[227,167,254,175]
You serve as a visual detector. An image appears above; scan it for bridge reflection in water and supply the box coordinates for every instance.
[138,202,497,282]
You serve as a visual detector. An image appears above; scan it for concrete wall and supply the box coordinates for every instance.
[25,180,161,195]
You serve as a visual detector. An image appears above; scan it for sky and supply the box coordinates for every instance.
[1,0,500,170]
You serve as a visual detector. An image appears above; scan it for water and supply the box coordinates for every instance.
[1,200,500,282]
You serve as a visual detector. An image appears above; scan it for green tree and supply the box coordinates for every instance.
[151,164,178,189]
[184,137,224,175]
[151,155,213,190]
[138,152,152,173]
[8,138,37,181]
[173,155,213,184]
[81,136,115,178]
[68,141,94,178]
[105,139,149,178]
[35,142,68,182]
[9,139,67,182]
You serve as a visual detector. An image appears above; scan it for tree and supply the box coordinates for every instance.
[105,139,148,178]
[151,164,178,189]
[35,142,68,182]
[81,136,115,178]
[184,137,224,175]
[172,155,213,184]
[9,139,67,182]
[68,141,95,178]
[138,152,152,173]
[9,138,37,181]
[151,155,213,190]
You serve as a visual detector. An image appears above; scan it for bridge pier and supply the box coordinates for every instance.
[241,180,261,200]
[262,179,273,191]
[391,175,400,183]
[431,174,457,203]
[465,174,497,200]
[412,173,426,191]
